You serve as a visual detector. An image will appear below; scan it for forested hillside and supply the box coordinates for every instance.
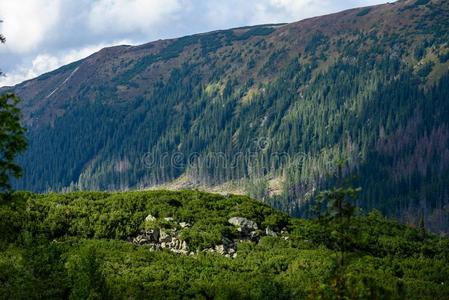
[3,0,449,233]
[1,191,449,299]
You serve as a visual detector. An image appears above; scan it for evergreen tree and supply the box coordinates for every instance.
[0,26,27,195]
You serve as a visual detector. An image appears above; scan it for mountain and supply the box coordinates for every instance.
[1,190,449,298]
[3,0,449,233]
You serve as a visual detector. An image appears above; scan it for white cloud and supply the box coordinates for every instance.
[0,0,389,87]
[88,0,183,34]
[0,0,61,53]
[203,0,339,30]
[0,40,132,87]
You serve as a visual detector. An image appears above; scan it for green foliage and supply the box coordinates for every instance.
[439,51,449,63]
[232,26,276,41]
[356,8,371,17]
[415,0,430,6]
[414,43,427,60]
[65,244,110,299]
[11,0,449,236]
[0,190,448,299]
[305,32,329,53]
[0,93,27,194]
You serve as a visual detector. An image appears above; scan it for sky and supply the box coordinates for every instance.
[0,0,388,87]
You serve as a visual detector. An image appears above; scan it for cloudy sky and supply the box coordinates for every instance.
[0,0,387,87]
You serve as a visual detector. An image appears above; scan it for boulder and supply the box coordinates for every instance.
[222,236,234,247]
[181,241,189,251]
[228,217,258,233]
[145,214,157,222]
[159,229,172,243]
[249,230,261,242]
[265,227,278,237]
[146,228,160,242]
[179,222,191,228]
[132,235,148,245]
[215,245,226,255]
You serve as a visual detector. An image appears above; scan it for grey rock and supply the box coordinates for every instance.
[222,236,234,247]
[132,235,148,245]
[215,244,225,255]
[145,214,157,222]
[228,217,258,233]
[179,222,191,228]
[159,229,172,243]
[181,241,189,251]
[249,230,261,242]
[266,227,278,237]
[146,228,160,242]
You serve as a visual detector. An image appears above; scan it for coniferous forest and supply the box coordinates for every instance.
[6,0,449,233]
[1,0,449,299]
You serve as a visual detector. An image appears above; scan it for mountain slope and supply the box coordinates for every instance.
[4,0,449,233]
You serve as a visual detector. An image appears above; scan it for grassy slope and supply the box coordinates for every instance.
[0,190,448,299]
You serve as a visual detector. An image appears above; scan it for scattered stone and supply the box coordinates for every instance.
[179,222,191,228]
[130,216,289,259]
[222,236,234,247]
[132,235,149,245]
[266,227,278,237]
[215,245,225,255]
[145,214,157,222]
[147,228,160,241]
[228,217,258,233]
[160,230,172,243]
[181,241,189,251]
[249,230,261,242]
[132,228,160,245]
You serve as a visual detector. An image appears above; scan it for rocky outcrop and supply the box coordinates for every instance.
[130,215,286,258]
[228,217,258,233]
[131,215,190,254]
[228,217,263,243]
[132,227,189,255]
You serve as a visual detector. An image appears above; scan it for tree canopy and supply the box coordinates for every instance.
[0,26,27,195]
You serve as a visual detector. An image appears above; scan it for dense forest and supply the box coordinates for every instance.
[3,0,449,233]
[1,190,449,299]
